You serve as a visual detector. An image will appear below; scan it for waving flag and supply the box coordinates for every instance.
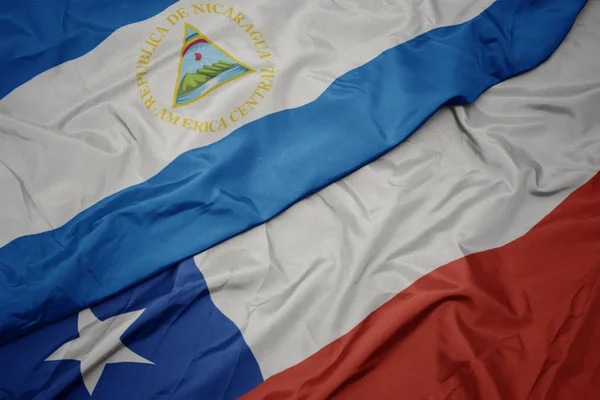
[1,0,598,398]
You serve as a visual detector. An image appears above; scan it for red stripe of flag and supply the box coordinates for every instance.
[243,172,600,399]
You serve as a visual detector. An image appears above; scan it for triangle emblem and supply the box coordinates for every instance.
[172,23,254,108]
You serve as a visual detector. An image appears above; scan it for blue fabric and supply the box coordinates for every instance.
[0,0,587,343]
[0,258,263,399]
[0,0,179,100]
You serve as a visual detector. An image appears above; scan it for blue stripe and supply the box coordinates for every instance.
[0,0,178,100]
[0,258,263,398]
[0,0,587,342]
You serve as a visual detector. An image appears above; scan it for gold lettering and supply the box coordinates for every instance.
[238,104,250,117]
[257,81,272,92]
[140,85,151,99]
[144,96,157,110]
[158,109,181,125]
[182,118,194,129]
[260,70,275,85]
[166,14,180,26]
[138,55,151,65]
[176,7,189,19]
[136,73,148,87]
[144,39,158,49]
[240,22,254,33]
[261,66,275,77]
[251,88,265,100]
[223,7,233,19]
[258,49,272,59]
[157,26,169,37]
[136,8,275,126]
[233,12,245,24]
[192,4,205,13]
[254,40,267,49]
[149,33,163,44]
[230,109,241,123]
[193,120,206,132]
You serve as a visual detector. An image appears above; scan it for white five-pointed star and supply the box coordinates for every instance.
[46,308,153,395]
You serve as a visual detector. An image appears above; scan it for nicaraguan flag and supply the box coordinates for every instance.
[1,0,599,398]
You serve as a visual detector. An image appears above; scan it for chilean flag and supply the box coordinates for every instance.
[0,0,598,398]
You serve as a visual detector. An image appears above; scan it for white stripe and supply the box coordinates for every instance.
[0,0,494,246]
[195,0,600,378]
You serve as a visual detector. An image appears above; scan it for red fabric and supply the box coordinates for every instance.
[243,173,600,400]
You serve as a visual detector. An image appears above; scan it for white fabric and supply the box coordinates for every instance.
[0,0,494,246]
[195,0,600,378]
